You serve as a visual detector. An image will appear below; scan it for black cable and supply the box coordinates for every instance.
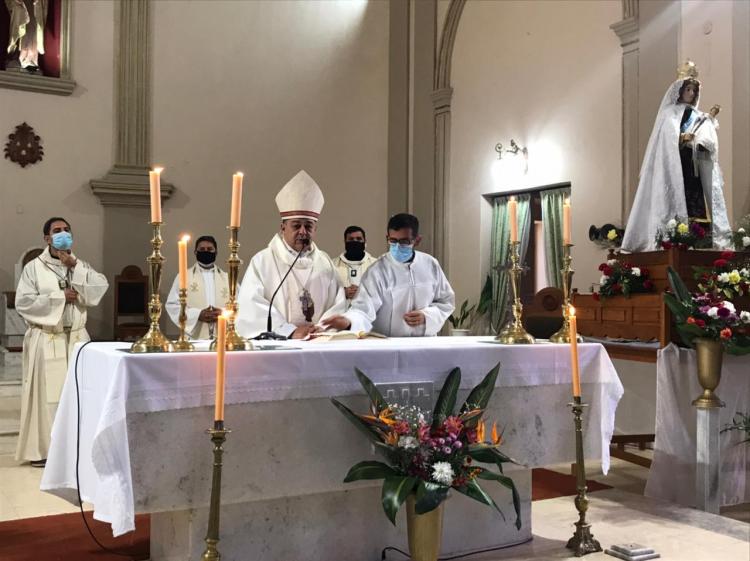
[74,341,138,559]
[381,536,534,561]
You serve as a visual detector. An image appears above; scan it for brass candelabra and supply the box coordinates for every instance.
[201,421,230,561]
[550,243,583,343]
[566,396,602,557]
[211,226,252,351]
[496,241,535,344]
[132,222,173,353]
[172,288,195,352]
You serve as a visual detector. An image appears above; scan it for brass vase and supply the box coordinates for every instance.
[406,495,444,561]
[692,338,725,408]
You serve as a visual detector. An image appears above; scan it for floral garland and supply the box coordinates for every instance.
[594,259,654,300]
[656,217,708,250]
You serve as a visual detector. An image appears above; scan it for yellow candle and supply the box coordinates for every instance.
[508,196,518,243]
[215,312,228,421]
[149,167,163,223]
[563,198,571,245]
[230,172,243,228]
[178,234,190,290]
[568,305,581,397]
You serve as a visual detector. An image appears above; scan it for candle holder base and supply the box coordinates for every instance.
[549,328,583,344]
[210,327,253,351]
[495,321,536,344]
[132,326,174,353]
[566,520,602,557]
[172,338,195,352]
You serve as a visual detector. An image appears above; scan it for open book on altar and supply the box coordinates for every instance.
[304,330,387,341]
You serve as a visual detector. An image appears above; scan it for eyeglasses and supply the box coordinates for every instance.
[387,238,414,248]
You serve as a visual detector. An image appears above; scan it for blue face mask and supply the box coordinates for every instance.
[51,231,73,251]
[389,242,414,263]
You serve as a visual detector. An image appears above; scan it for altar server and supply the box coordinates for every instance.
[15,217,108,466]
[166,235,230,339]
[322,213,454,337]
[333,225,376,304]
[235,170,346,339]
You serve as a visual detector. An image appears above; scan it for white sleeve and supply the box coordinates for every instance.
[420,263,455,336]
[343,268,381,333]
[15,263,65,327]
[70,261,109,307]
[235,255,297,338]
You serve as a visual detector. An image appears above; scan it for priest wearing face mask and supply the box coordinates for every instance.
[15,217,108,466]
[165,235,230,339]
[333,226,376,304]
[322,213,454,337]
[235,170,346,339]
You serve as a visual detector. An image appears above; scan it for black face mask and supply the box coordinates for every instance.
[344,241,366,261]
[196,250,217,265]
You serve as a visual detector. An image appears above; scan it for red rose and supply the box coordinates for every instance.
[661,241,673,249]
[713,259,728,268]
[612,283,622,293]
[602,265,613,276]
[720,328,732,339]
[695,319,706,328]
[720,250,735,260]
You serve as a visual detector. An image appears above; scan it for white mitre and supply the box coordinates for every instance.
[275,170,325,221]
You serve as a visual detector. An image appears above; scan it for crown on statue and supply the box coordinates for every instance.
[677,60,699,79]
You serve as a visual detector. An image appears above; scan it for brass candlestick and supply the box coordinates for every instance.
[566,396,602,557]
[202,420,230,561]
[132,222,173,353]
[496,241,535,344]
[550,243,583,343]
[211,226,252,351]
[172,287,195,352]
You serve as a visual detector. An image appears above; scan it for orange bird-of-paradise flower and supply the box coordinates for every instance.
[491,422,503,445]
[476,420,486,443]
[384,430,399,446]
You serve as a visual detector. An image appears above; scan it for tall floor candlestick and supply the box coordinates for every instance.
[566,396,602,556]
[132,222,173,353]
[550,244,583,344]
[495,241,535,344]
[210,226,252,351]
[201,420,230,561]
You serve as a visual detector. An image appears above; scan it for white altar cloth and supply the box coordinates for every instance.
[646,344,750,507]
[41,337,623,539]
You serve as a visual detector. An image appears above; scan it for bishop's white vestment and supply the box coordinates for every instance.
[165,264,230,339]
[236,235,346,338]
[14,247,108,461]
[344,251,455,337]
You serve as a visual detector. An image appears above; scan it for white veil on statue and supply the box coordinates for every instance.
[621,74,731,252]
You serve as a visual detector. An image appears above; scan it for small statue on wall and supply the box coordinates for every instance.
[4,122,43,167]
[4,0,48,74]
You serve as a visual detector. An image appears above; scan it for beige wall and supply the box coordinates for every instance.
[447,0,622,305]
[0,1,115,337]
[148,0,390,330]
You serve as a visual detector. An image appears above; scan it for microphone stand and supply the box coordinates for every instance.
[254,240,308,340]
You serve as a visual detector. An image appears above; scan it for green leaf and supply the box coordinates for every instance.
[467,444,522,472]
[454,479,506,522]
[381,476,418,525]
[726,340,750,355]
[663,292,688,322]
[460,362,500,417]
[432,367,461,428]
[331,398,390,451]
[667,266,691,304]
[477,275,493,315]
[354,368,388,414]
[344,461,397,483]
[475,468,522,530]
[414,480,450,514]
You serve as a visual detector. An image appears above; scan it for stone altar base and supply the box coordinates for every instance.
[151,469,532,561]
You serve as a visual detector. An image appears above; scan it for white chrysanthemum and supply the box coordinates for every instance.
[740,311,750,324]
[741,268,749,277]
[722,301,736,313]
[600,275,609,285]
[742,236,750,248]
[431,462,454,486]
[718,272,731,283]
[738,228,746,234]
[607,259,618,266]
[631,267,641,277]
[398,436,418,449]
[707,307,719,319]
[667,219,677,229]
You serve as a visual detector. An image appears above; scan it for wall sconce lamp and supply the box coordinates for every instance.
[494,139,528,174]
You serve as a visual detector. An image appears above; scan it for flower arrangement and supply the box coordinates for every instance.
[594,259,654,300]
[656,217,708,250]
[331,364,521,528]
[588,224,624,249]
[663,267,750,354]
[731,215,750,251]
[694,251,750,300]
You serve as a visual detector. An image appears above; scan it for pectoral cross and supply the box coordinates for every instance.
[300,289,315,323]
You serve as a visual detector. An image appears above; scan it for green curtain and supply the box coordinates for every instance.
[540,187,570,288]
[489,194,531,332]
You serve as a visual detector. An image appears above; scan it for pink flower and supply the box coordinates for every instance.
[417,424,430,442]
[720,328,732,339]
[395,420,410,435]
[443,416,463,437]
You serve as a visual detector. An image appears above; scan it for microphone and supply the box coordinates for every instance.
[254,238,310,340]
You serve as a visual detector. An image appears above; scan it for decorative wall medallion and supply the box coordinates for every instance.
[4,123,44,167]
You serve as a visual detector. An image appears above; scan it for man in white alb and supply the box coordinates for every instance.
[166,235,230,339]
[332,225,376,306]
[235,170,346,339]
[15,217,108,466]
[322,213,454,337]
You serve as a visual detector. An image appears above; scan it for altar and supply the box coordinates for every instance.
[40,337,623,561]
